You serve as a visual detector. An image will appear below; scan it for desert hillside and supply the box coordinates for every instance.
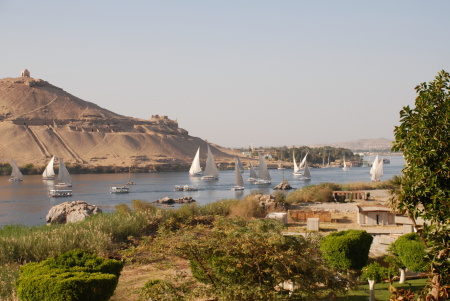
[0,75,243,169]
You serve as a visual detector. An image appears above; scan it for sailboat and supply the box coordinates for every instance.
[55,158,72,187]
[253,153,271,185]
[231,158,245,190]
[277,161,285,169]
[127,165,134,185]
[298,152,309,170]
[342,155,349,172]
[293,152,302,175]
[189,147,203,176]
[42,156,56,180]
[8,159,23,182]
[247,164,258,182]
[370,154,384,182]
[201,145,219,180]
[300,162,311,181]
[236,157,245,173]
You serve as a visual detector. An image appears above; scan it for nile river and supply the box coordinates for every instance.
[0,155,404,227]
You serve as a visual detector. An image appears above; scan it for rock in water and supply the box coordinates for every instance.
[273,181,293,190]
[46,201,102,225]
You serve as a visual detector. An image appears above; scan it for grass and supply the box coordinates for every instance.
[335,278,428,300]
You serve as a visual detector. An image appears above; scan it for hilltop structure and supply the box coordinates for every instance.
[0,71,239,168]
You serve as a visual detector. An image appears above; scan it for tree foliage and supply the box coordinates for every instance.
[392,70,450,300]
[388,233,427,273]
[320,229,373,272]
[16,249,123,301]
[361,262,388,283]
[170,218,348,300]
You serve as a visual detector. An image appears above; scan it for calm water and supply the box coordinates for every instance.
[0,156,404,227]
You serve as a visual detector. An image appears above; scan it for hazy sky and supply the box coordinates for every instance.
[1,1,449,148]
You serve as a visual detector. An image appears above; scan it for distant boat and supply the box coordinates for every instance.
[189,147,203,176]
[247,164,258,182]
[294,151,309,175]
[300,162,311,181]
[236,157,245,173]
[42,156,56,180]
[201,144,219,180]
[174,185,198,191]
[127,165,135,185]
[8,159,23,182]
[253,153,271,185]
[342,155,349,172]
[277,161,285,170]
[49,189,72,198]
[232,158,245,190]
[110,186,130,193]
[55,158,72,187]
[298,152,309,170]
[370,154,384,182]
[293,152,302,175]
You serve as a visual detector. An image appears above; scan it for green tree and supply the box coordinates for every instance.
[392,70,450,300]
[320,229,373,272]
[386,233,427,284]
[361,262,388,301]
[172,218,348,300]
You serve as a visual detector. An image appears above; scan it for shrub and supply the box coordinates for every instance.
[320,229,373,271]
[16,249,123,301]
[229,195,265,219]
[286,183,340,203]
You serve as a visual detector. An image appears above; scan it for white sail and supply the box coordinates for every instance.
[201,145,219,179]
[42,156,56,179]
[342,155,349,171]
[9,159,23,181]
[370,155,383,181]
[236,157,245,173]
[189,147,203,176]
[232,158,245,190]
[293,152,301,174]
[300,163,311,181]
[57,158,72,186]
[247,164,258,182]
[255,153,271,184]
[299,152,309,169]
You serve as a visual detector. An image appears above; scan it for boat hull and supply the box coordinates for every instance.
[49,189,73,197]
[110,186,130,193]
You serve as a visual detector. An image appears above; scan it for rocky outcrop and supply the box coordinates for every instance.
[46,201,102,225]
[273,181,293,190]
[256,194,288,211]
[153,196,196,205]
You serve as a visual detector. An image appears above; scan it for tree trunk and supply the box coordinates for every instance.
[368,279,375,301]
[399,268,406,284]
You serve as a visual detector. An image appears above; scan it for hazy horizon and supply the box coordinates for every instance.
[1,1,449,148]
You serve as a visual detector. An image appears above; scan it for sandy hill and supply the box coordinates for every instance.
[0,75,243,169]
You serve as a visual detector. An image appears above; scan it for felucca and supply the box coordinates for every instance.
[253,153,271,185]
[189,147,203,176]
[232,157,245,190]
[42,156,56,180]
[201,144,219,180]
[8,159,23,182]
[55,158,72,187]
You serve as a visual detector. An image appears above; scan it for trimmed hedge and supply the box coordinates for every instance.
[320,229,373,271]
[16,249,123,301]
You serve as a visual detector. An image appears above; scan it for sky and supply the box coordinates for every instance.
[1,1,449,148]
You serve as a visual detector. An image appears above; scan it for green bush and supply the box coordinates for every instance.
[320,230,373,271]
[16,249,123,301]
